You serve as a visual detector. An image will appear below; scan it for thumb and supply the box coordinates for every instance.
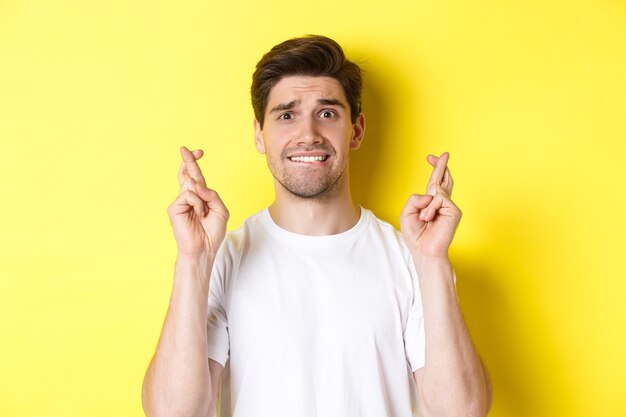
[402,194,433,213]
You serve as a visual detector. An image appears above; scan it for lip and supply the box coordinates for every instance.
[286,152,329,158]
[286,153,330,164]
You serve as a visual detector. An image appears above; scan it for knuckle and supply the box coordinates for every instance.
[180,175,194,187]
[179,190,197,201]
[167,202,178,216]
[181,180,196,192]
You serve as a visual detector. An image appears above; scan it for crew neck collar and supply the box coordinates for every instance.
[259,206,371,247]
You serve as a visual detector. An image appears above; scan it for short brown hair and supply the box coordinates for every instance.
[251,35,362,128]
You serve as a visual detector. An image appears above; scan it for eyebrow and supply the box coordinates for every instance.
[269,98,346,114]
[317,98,346,108]
[269,100,298,114]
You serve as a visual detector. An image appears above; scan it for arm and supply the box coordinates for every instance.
[411,258,491,417]
[142,147,229,417]
[400,153,491,417]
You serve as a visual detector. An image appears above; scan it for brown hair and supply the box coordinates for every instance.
[251,35,362,128]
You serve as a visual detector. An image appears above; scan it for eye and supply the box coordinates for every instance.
[319,110,336,119]
[278,112,293,120]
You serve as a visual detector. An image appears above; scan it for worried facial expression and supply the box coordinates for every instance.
[254,76,365,200]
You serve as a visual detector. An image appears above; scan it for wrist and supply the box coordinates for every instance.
[411,251,451,268]
[175,254,214,286]
[412,254,455,283]
[176,249,215,264]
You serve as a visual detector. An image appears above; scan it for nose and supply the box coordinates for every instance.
[297,117,323,146]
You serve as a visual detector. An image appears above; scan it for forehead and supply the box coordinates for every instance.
[266,76,348,108]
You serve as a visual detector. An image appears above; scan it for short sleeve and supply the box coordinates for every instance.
[403,260,426,372]
[206,256,230,366]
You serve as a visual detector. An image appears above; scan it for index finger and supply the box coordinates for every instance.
[178,149,204,186]
[180,146,206,185]
[426,152,449,194]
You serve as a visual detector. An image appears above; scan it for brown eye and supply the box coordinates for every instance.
[320,110,335,118]
[279,113,293,120]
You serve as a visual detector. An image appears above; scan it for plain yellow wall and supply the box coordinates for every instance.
[1,1,625,416]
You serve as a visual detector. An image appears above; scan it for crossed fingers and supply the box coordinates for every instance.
[178,147,206,189]
[172,146,211,217]
[426,152,454,197]
[419,152,458,222]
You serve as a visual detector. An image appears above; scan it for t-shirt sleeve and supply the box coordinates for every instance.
[206,252,230,367]
[403,259,426,372]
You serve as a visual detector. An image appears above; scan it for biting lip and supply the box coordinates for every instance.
[287,153,329,163]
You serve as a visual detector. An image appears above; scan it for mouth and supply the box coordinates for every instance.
[288,155,329,163]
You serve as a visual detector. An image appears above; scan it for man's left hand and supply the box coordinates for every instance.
[399,152,462,258]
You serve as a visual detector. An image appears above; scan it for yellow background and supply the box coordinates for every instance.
[1,0,625,416]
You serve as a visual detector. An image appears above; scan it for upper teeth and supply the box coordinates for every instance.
[290,156,325,162]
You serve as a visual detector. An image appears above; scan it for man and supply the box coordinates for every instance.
[142,35,492,417]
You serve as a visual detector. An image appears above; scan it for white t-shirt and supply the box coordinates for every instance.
[207,207,425,417]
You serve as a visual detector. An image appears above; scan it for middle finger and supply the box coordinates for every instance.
[178,148,204,186]
[426,152,449,195]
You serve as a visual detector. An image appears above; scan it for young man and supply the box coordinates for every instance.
[143,35,492,417]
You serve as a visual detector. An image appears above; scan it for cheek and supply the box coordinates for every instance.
[264,126,296,148]
[325,124,353,146]
[278,124,301,141]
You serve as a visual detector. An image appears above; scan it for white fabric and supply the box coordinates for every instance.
[206,207,425,417]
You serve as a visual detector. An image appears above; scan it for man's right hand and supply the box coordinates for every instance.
[167,146,229,260]
[144,147,227,417]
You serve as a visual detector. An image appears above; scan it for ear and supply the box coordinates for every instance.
[350,113,366,150]
[253,119,266,154]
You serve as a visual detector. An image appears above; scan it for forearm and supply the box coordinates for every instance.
[414,256,489,417]
[142,256,214,417]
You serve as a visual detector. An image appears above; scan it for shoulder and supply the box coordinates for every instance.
[361,208,408,250]
[360,207,417,274]
[363,208,400,235]
[209,210,270,292]
[212,209,268,267]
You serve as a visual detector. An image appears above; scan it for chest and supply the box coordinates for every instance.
[223,242,413,355]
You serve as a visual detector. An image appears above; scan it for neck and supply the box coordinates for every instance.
[269,182,360,236]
